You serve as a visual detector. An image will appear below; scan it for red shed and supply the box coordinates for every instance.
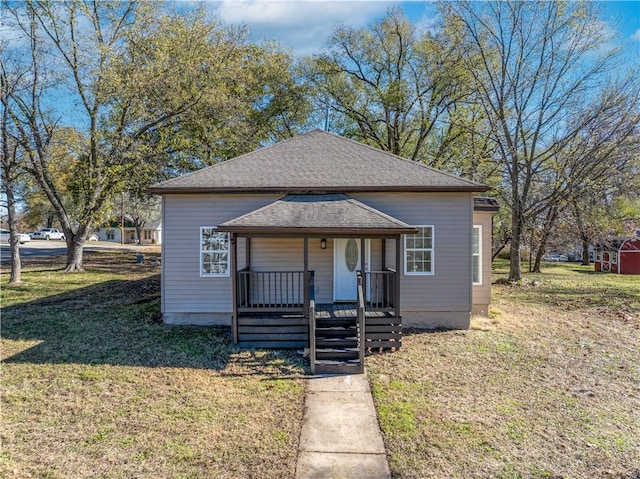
[595,237,640,275]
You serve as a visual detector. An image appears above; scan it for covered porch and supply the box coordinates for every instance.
[217,194,417,373]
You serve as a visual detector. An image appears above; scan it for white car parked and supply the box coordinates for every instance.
[0,229,32,244]
[33,228,65,240]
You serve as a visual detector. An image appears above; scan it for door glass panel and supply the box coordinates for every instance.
[345,239,359,272]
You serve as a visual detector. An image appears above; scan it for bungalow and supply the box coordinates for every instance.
[97,218,162,245]
[148,130,497,373]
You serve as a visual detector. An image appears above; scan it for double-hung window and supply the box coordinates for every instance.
[404,226,434,275]
[200,227,230,277]
[472,226,482,285]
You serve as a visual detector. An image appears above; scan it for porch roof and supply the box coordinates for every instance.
[217,194,418,236]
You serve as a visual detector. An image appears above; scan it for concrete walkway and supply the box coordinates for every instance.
[295,373,391,479]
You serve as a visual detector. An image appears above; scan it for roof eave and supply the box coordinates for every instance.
[147,185,489,195]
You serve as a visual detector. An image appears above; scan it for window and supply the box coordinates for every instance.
[472,225,482,285]
[404,226,434,275]
[143,230,152,241]
[611,252,618,264]
[596,251,601,261]
[200,227,229,277]
[106,230,115,240]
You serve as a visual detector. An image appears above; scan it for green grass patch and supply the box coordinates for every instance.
[1,251,307,479]
[368,260,640,479]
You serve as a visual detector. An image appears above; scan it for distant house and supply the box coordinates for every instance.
[148,130,498,373]
[595,238,640,275]
[98,218,162,245]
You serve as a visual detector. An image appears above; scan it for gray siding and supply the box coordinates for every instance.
[353,193,473,314]
[472,210,494,314]
[162,192,476,327]
[247,238,381,304]
[249,237,334,303]
[162,194,279,313]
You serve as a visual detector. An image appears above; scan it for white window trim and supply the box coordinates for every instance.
[404,225,435,276]
[200,227,230,277]
[473,225,482,285]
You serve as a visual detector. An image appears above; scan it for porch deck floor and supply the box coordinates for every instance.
[316,303,392,319]
[238,303,393,319]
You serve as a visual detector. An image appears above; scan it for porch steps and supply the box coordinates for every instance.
[312,359,362,375]
[316,337,358,348]
[316,348,359,359]
[313,317,363,375]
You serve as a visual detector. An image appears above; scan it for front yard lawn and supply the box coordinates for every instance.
[1,251,307,479]
[3,253,638,478]
[368,261,640,479]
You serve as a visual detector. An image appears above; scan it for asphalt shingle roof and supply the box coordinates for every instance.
[217,194,418,235]
[148,130,487,193]
[473,197,500,211]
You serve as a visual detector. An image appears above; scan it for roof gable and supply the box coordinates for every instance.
[148,130,487,193]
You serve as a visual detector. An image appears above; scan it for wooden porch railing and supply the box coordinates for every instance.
[237,269,306,312]
[365,268,396,311]
[356,271,366,373]
[308,273,316,374]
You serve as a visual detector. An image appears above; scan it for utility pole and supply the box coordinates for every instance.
[121,193,125,245]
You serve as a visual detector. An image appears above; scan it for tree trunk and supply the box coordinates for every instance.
[63,226,88,272]
[572,198,592,266]
[532,206,559,273]
[532,238,546,273]
[492,235,510,260]
[509,208,523,281]
[134,224,143,245]
[6,180,22,284]
[581,238,591,266]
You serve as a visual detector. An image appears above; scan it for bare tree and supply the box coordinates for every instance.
[1,63,23,284]
[121,193,160,244]
[305,8,473,166]
[442,0,640,280]
[5,2,219,271]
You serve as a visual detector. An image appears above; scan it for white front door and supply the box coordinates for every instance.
[333,238,369,301]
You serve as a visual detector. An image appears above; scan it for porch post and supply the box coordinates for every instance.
[395,235,401,320]
[303,237,309,317]
[245,237,251,269]
[360,237,366,303]
[382,238,386,270]
[231,233,238,344]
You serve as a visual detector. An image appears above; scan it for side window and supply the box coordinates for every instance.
[472,225,482,285]
[200,228,230,277]
[404,226,434,275]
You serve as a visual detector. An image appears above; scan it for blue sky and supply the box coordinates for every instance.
[200,1,640,63]
[7,1,638,128]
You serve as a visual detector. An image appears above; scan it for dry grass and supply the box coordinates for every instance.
[368,261,640,479]
[1,251,307,479]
